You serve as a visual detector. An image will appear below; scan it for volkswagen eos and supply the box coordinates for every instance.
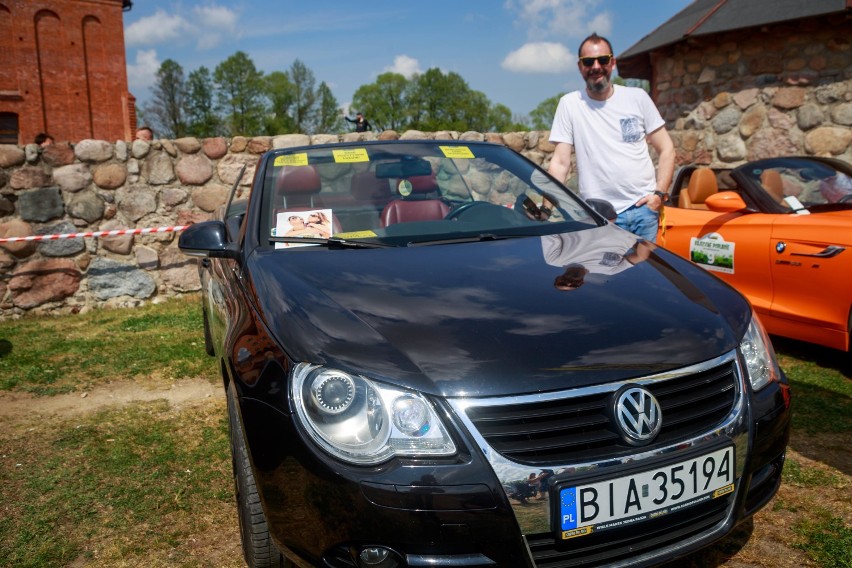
[179,140,791,568]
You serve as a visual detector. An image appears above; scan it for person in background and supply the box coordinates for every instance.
[34,132,54,147]
[136,126,154,141]
[548,33,674,243]
[345,112,372,133]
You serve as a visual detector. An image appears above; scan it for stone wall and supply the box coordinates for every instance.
[652,13,852,165]
[0,130,555,318]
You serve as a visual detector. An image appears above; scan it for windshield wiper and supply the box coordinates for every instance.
[408,233,521,246]
[270,236,394,249]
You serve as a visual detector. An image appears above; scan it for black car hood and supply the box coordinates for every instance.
[247,225,751,398]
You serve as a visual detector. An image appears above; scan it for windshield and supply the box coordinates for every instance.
[736,157,852,210]
[257,141,599,248]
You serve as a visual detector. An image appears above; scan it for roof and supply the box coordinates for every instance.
[617,0,851,79]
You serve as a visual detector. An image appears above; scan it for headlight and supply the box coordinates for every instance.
[292,364,456,465]
[739,313,781,391]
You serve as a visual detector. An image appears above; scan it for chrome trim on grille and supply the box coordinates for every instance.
[447,350,749,543]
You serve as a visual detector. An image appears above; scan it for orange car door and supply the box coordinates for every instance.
[768,212,852,350]
[662,208,775,314]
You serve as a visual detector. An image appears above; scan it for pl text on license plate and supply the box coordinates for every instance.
[560,446,735,539]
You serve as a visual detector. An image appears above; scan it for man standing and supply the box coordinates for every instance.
[548,33,674,242]
[345,112,372,133]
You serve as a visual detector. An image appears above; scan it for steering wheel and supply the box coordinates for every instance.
[444,201,496,221]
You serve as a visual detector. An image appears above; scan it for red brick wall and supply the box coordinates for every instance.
[0,0,131,145]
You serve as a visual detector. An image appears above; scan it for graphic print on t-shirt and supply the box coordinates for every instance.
[620,118,642,143]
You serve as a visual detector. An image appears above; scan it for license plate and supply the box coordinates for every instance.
[559,446,735,539]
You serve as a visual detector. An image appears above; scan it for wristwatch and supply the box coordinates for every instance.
[653,190,670,203]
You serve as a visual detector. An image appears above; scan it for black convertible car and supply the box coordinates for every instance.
[179,140,791,568]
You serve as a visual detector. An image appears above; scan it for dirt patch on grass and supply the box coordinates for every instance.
[0,376,219,430]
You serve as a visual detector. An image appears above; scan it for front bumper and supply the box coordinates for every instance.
[241,350,791,567]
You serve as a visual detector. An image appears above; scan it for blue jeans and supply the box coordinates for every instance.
[615,203,659,242]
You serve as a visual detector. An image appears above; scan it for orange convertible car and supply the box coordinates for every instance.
[659,156,852,352]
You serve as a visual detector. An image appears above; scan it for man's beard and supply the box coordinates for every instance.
[586,73,610,94]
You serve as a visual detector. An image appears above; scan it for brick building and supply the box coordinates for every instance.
[0,0,134,145]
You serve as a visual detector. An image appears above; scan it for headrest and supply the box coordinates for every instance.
[276,165,321,195]
[404,173,439,195]
[687,168,718,204]
[760,170,785,202]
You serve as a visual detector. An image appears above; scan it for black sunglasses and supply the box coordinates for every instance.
[580,54,613,67]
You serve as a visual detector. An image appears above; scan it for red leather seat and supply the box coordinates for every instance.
[380,173,449,227]
[276,165,321,208]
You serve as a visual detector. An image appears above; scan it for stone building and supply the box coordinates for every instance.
[0,0,135,145]
[617,0,852,166]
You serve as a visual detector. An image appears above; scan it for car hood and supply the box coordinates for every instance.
[247,225,751,398]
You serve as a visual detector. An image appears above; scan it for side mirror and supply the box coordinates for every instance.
[178,220,239,259]
[585,198,617,221]
[705,191,747,213]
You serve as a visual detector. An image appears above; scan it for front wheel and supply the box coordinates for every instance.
[228,396,286,568]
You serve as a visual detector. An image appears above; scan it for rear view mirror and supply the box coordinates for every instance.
[585,198,617,221]
[376,157,432,179]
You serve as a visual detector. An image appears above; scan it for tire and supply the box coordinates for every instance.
[228,396,286,568]
[202,305,215,356]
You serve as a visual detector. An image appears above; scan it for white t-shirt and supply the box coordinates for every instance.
[541,227,639,276]
[549,85,665,213]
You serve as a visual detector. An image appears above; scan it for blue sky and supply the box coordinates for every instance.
[124,0,692,120]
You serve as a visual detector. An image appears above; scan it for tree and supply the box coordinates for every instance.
[185,66,221,137]
[213,51,266,136]
[529,94,563,130]
[352,72,409,132]
[486,103,514,132]
[406,69,491,132]
[315,82,343,134]
[289,60,317,134]
[263,71,296,134]
[145,59,187,138]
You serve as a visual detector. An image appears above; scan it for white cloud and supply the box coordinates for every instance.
[126,49,161,95]
[124,4,239,51]
[384,55,422,78]
[124,10,190,47]
[195,5,238,28]
[507,0,611,40]
[193,5,239,49]
[502,42,573,73]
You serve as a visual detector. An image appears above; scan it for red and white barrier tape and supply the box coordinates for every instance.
[0,225,188,243]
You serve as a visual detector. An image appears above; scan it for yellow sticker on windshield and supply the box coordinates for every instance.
[335,230,377,239]
[332,148,370,163]
[274,153,309,167]
[440,146,475,159]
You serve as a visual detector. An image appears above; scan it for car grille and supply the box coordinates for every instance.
[525,490,733,567]
[464,361,738,465]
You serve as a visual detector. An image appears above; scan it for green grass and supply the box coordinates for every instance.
[793,514,852,568]
[772,337,852,435]
[0,295,217,395]
[0,400,232,567]
[782,458,843,490]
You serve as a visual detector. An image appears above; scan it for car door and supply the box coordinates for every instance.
[767,211,852,350]
[661,206,776,315]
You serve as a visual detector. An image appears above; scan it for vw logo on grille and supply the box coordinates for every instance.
[614,387,662,446]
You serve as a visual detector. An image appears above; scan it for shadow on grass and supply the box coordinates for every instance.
[772,336,851,476]
[0,339,10,358]
[771,336,851,379]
